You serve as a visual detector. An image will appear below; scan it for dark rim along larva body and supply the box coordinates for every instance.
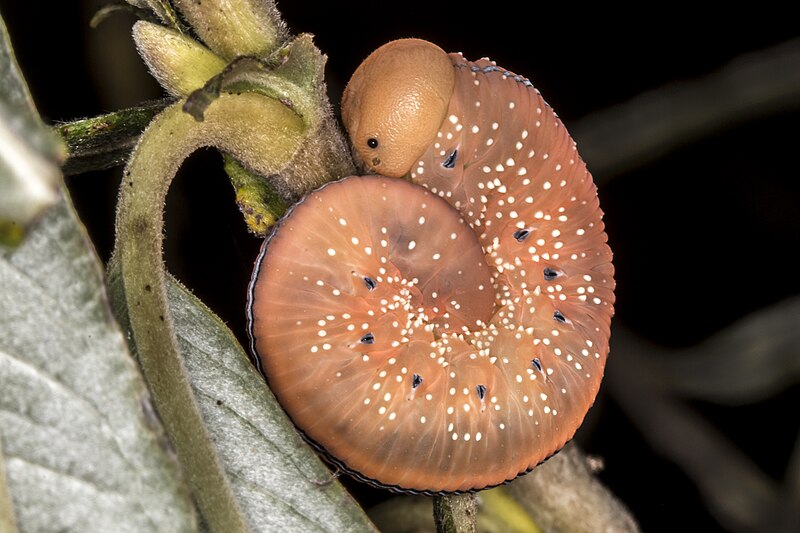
[248,42,615,494]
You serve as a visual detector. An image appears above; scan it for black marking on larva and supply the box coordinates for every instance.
[364,276,377,291]
[513,228,531,242]
[553,311,567,323]
[412,373,423,389]
[367,138,378,149]
[531,358,543,372]
[443,149,458,169]
[476,384,487,400]
[360,332,375,344]
[543,267,559,281]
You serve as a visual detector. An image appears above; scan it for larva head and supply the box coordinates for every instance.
[342,39,455,178]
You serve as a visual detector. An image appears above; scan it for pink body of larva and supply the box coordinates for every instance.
[248,40,615,494]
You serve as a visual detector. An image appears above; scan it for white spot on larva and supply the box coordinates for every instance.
[327,248,336,256]
[420,416,426,424]
[379,406,387,415]
[471,125,480,134]
[448,114,458,124]
[364,246,372,255]
[418,216,426,224]
[432,253,441,260]
[408,240,416,250]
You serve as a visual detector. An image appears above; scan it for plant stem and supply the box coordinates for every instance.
[109,93,304,533]
[433,493,477,533]
[55,99,171,175]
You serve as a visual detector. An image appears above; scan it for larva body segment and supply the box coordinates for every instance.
[249,40,614,494]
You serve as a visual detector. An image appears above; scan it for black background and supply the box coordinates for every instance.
[2,2,798,531]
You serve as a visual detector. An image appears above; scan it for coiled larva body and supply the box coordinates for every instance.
[249,39,614,494]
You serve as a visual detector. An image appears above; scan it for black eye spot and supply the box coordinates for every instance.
[360,332,375,344]
[412,374,423,388]
[476,384,487,400]
[364,276,377,291]
[513,228,530,242]
[531,358,543,372]
[543,267,559,281]
[553,310,567,323]
[443,149,458,169]
[367,138,379,149]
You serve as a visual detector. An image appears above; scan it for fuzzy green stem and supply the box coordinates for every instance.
[0,440,19,533]
[433,493,477,533]
[109,93,304,533]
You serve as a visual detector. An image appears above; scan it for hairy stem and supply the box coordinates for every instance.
[55,99,171,175]
[109,93,304,533]
[506,443,639,532]
[433,493,477,533]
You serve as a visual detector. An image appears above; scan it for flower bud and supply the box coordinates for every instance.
[173,0,286,60]
[133,21,226,97]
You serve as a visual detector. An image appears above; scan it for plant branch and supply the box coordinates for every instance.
[55,99,172,175]
[619,296,800,405]
[506,443,639,532]
[606,323,800,532]
[433,493,477,533]
[108,93,305,533]
[573,38,800,182]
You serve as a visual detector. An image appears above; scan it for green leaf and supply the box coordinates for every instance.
[149,275,378,532]
[0,194,198,532]
[0,14,64,246]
